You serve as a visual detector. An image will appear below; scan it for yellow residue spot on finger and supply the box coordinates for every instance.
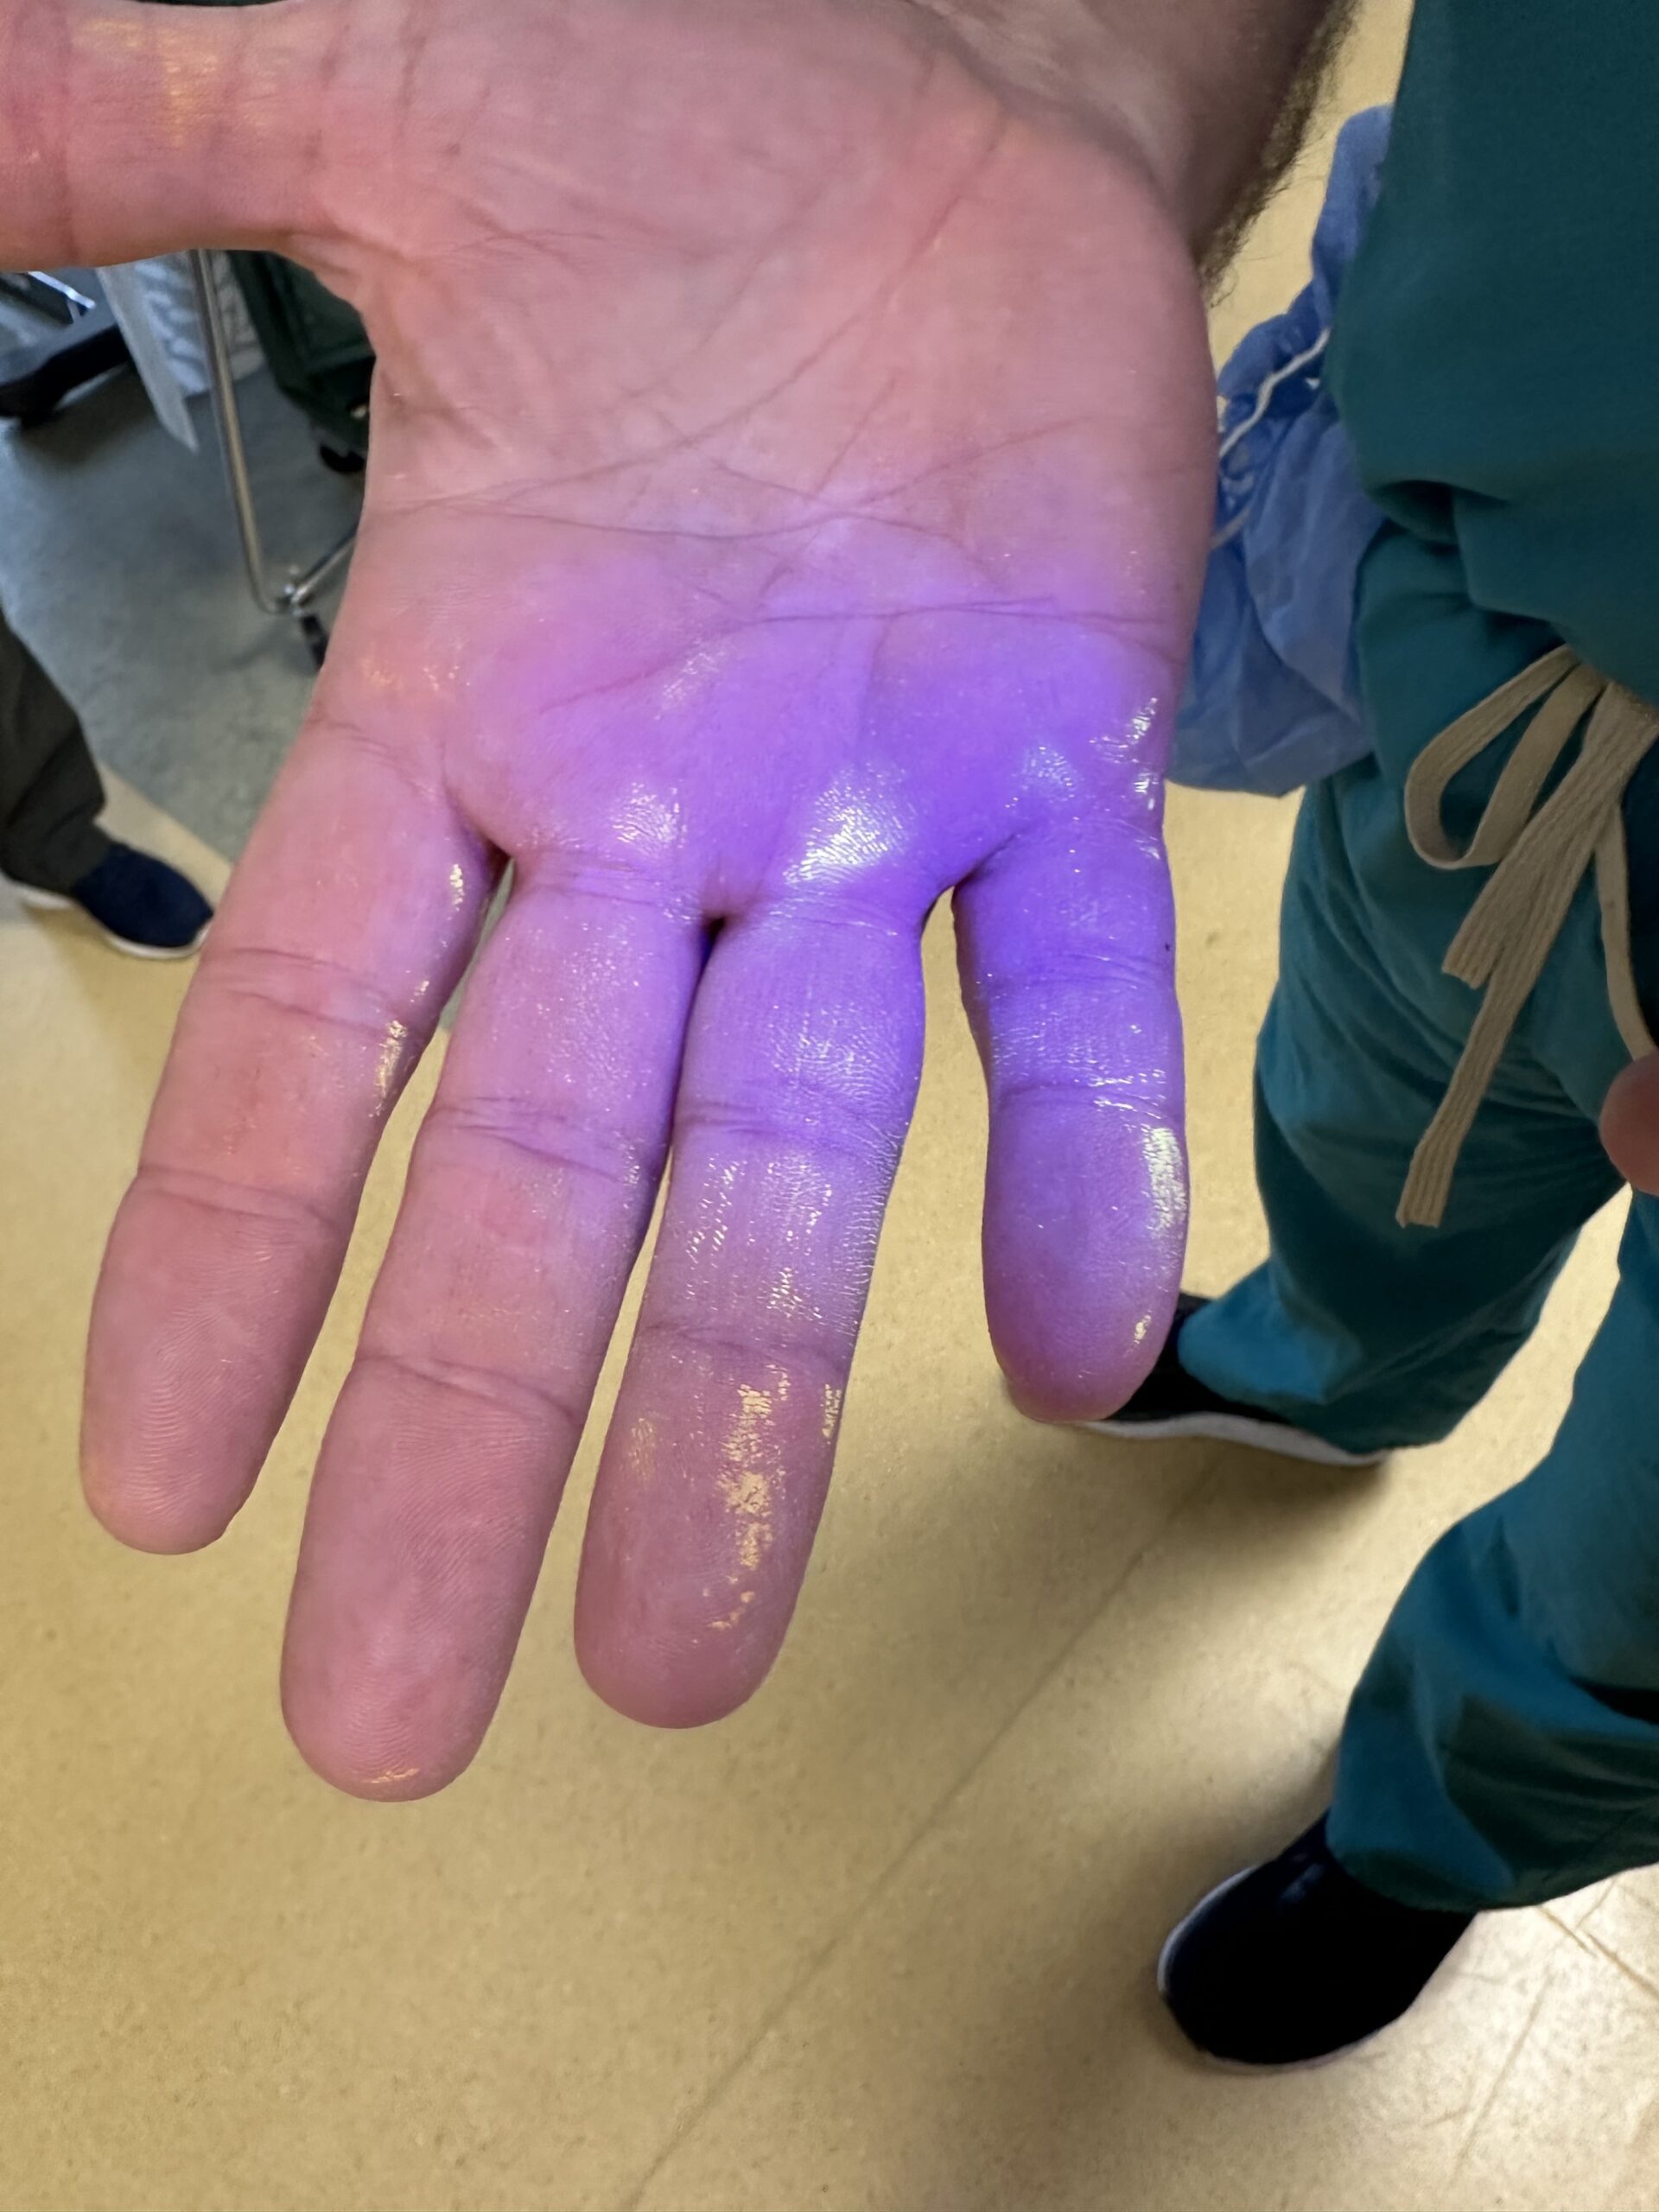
[1140,1123,1188,1237]
[709,1591,758,1633]
[77,16,146,60]
[718,1383,780,1575]
[722,1465,774,1574]
[156,25,226,147]
[374,1020,410,1103]
[619,1413,664,1489]
[79,16,227,149]
[365,1765,421,1789]
[448,862,468,911]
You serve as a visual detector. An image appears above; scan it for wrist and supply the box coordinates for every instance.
[893,0,1354,259]
[0,0,317,269]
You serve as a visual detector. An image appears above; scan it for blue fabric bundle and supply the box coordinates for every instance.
[1172,105,1393,795]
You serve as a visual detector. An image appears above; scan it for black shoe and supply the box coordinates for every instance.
[1160,1815,1473,2068]
[1083,1293,1386,1468]
[14,842,213,957]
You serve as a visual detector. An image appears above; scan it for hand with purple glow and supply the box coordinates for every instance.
[3,0,1217,1791]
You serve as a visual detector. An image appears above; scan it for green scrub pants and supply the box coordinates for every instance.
[1182,756,1659,1915]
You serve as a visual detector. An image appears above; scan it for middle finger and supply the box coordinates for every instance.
[280,856,704,1796]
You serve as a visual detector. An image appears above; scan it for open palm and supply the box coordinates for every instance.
[4,0,1216,1792]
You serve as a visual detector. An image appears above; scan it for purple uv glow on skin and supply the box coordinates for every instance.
[40,0,1218,1791]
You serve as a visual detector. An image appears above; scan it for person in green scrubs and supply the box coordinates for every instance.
[10,0,1658,2075]
[1141,0,1659,2065]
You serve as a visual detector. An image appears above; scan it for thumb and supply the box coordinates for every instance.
[1602,1053,1659,1197]
[1,0,325,267]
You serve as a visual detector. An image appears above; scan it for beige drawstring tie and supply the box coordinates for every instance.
[1398,645,1659,1230]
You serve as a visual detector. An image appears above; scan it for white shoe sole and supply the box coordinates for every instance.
[12,881,209,960]
[1156,1864,1391,2075]
[1082,1407,1387,1470]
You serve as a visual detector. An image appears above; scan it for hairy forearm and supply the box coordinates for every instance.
[901,0,1357,261]
[4,0,1346,274]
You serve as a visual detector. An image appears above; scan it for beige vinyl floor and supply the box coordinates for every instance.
[9,10,1659,2209]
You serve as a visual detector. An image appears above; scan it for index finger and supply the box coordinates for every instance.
[83,654,492,1552]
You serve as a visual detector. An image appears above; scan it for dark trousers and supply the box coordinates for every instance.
[0,596,107,893]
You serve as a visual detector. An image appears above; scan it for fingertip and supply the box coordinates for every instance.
[575,1353,835,1735]
[982,1096,1186,1421]
[79,1455,241,1555]
[575,1611,777,1732]
[280,1650,485,1803]
[1603,1054,1659,1195]
[292,1738,471,1805]
[989,1268,1178,1424]
[80,1335,257,1554]
[79,1376,264,1555]
[84,1174,342,1562]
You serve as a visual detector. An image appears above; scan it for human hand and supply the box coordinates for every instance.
[4,0,1215,1790]
[1603,1056,1659,1195]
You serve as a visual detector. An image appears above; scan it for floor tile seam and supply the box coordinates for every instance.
[609,1443,1230,2212]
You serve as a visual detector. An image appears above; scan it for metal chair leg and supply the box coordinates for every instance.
[188,249,358,662]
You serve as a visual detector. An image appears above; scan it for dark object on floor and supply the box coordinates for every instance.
[0,291,131,429]
[1160,1815,1472,2068]
[230,251,373,466]
[14,841,213,958]
[1082,1292,1387,1467]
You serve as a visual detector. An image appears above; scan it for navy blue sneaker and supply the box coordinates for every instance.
[1083,1294,1387,1468]
[1160,1815,1473,2068]
[15,842,213,957]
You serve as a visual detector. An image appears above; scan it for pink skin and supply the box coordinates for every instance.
[3,0,1216,1790]
[1604,1056,1659,1196]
